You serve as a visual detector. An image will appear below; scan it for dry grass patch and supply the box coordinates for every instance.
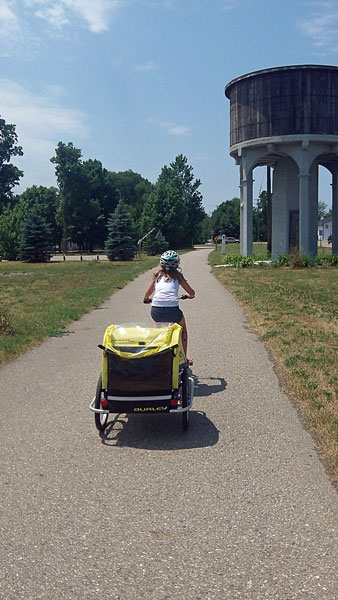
[210,248,338,485]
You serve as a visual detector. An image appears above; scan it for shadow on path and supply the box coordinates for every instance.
[99,410,219,450]
[193,375,227,398]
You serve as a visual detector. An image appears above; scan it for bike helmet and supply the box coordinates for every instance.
[160,250,180,270]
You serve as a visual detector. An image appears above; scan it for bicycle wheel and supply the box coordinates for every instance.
[181,367,190,431]
[94,374,109,432]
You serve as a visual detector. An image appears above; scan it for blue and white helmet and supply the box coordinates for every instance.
[160,250,180,270]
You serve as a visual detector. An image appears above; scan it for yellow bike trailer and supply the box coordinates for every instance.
[89,323,194,432]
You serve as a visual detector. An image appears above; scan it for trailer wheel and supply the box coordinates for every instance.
[181,367,190,431]
[95,374,109,432]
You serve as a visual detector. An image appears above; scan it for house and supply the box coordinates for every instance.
[318,217,332,242]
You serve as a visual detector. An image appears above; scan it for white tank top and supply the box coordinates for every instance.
[152,276,179,307]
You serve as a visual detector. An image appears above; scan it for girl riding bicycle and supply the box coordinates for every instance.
[143,250,195,360]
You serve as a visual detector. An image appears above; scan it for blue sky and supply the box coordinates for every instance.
[1,0,338,213]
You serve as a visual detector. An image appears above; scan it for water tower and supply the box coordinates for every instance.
[225,65,338,259]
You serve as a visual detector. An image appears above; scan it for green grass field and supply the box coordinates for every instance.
[0,257,158,365]
[210,244,338,484]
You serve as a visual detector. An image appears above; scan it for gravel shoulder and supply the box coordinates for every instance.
[1,248,337,600]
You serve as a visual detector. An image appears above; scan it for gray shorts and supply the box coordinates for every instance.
[151,305,184,324]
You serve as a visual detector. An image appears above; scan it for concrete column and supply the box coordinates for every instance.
[240,161,253,256]
[271,157,295,260]
[298,172,312,255]
[332,163,338,255]
[308,163,319,256]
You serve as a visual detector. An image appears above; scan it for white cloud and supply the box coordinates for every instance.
[148,118,190,136]
[0,0,22,55]
[0,0,18,28]
[33,3,69,29]
[298,1,338,52]
[24,0,125,33]
[0,79,89,189]
[0,0,126,52]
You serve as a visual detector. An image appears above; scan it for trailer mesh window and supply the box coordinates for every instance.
[107,348,173,396]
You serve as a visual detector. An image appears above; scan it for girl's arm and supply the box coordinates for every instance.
[180,278,195,298]
[143,279,155,302]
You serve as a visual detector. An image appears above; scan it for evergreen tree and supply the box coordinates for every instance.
[143,230,169,256]
[19,185,61,249]
[104,200,136,261]
[19,206,51,263]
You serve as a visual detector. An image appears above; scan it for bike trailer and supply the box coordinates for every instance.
[89,323,194,432]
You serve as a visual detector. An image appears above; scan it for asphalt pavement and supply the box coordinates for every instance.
[1,248,337,600]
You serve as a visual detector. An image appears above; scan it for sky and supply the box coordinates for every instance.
[1,0,338,214]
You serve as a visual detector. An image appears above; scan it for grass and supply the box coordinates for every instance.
[0,256,159,366]
[210,243,338,485]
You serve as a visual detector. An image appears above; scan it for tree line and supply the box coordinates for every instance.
[0,116,208,261]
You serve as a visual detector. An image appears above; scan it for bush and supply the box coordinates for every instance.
[224,254,255,267]
[273,253,338,268]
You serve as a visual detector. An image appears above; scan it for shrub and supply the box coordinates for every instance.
[273,253,338,268]
[289,253,316,268]
[224,254,254,267]
[274,253,290,267]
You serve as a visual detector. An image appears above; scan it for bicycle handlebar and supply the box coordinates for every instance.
[143,294,194,304]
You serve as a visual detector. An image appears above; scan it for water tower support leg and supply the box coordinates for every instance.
[240,163,253,256]
[299,172,312,256]
[332,164,338,255]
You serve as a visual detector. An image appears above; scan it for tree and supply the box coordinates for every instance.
[253,191,267,241]
[110,170,153,238]
[0,116,23,210]
[50,142,83,253]
[198,214,211,243]
[166,154,205,245]
[141,178,187,248]
[318,201,331,220]
[210,198,240,238]
[105,200,136,261]
[0,201,27,260]
[19,185,61,249]
[81,159,119,248]
[50,147,151,252]
[143,230,169,255]
[140,155,205,248]
[19,205,51,263]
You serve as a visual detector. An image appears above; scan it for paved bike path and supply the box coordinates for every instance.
[1,248,337,600]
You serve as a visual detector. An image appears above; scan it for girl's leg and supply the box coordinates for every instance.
[177,316,188,357]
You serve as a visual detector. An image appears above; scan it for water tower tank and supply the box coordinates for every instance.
[225,65,338,148]
[224,64,338,259]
